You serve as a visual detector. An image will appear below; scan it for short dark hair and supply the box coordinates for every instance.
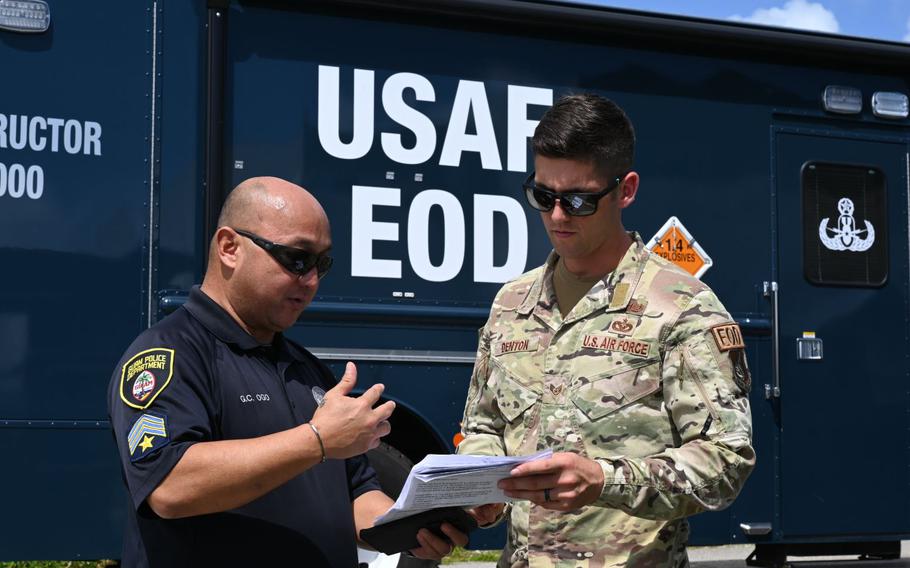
[532,94,635,177]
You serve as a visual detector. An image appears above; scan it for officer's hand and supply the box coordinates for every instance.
[311,362,395,459]
[468,503,505,527]
[407,523,468,561]
[498,452,604,511]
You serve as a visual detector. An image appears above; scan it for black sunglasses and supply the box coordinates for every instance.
[522,171,627,216]
[233,229,333,279]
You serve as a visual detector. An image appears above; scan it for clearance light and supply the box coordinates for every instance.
[872,92,909,119]
[822,85,862,115]
[0,0,49,33]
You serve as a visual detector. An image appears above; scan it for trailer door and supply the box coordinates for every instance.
[0,0,162,558]
[774,127,910,538]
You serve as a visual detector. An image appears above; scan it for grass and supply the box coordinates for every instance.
[1,551,500,567]
[0,563,117,568]
[442,547,500,564]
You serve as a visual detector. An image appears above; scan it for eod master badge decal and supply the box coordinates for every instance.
[120,348,174,409]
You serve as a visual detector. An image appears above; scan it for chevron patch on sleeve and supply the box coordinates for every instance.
[127,413,169,462]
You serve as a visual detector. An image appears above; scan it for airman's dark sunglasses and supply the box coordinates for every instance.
[522,171,627,216]
[233,229,333,279]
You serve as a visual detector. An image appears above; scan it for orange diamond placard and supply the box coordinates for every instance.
[646,216,713,278]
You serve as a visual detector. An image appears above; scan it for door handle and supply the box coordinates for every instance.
[158,290,190,315]
[739,522,772,536]
[762,281,780,399]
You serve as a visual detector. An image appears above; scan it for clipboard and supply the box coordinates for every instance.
[359,507,478,554]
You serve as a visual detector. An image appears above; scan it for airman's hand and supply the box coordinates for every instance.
[498,452,604,511]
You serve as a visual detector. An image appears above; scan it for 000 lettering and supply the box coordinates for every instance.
[0,162,43,200]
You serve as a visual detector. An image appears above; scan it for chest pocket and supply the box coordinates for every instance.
[570,359,661,421]
[490,357,540,423]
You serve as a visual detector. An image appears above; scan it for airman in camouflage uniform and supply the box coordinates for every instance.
[458,94,755,568]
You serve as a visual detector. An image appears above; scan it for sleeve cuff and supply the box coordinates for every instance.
[130,440,194,511]
[594,458,616,507]
[455,433,505,457]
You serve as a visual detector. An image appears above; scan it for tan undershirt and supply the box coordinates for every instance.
[553,257,603,317]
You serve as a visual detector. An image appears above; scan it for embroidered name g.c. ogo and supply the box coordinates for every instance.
[120,347,174,409]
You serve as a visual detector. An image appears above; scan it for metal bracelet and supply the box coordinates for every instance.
[307,422,327,463]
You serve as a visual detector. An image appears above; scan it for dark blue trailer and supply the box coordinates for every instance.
[1,1,908,565]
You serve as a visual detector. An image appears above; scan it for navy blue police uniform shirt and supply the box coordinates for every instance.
[107,286,380,568]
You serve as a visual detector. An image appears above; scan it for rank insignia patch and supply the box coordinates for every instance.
[627,299,647,315]
[120,348,174,409]
[128,413,169,462]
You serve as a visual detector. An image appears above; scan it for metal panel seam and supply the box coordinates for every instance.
[146,0,159,328]
[906,151,910,524]
[768,123,782,541]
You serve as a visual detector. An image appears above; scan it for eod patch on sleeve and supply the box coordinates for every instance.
[120,348,174,409]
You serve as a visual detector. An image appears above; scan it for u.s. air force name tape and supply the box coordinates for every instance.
[581,334,652,358]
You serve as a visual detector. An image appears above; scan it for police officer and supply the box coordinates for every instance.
[109,177,467,567]
[459,95,755,567]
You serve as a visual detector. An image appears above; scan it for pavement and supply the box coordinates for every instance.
[449,541,910,568]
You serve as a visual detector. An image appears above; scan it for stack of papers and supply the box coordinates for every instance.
[375,450,552,524]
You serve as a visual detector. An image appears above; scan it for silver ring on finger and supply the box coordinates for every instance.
[543,488,552,502]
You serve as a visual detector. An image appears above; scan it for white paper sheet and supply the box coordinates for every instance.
[375,450,552,525]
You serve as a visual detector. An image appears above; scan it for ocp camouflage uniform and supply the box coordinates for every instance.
[458,234,755,568]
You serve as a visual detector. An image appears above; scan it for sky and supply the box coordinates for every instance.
[576,0,910,43]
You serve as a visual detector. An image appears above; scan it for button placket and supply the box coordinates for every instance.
[540,322,585,453]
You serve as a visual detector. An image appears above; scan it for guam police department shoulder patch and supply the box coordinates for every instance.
[128,412,169,462]
[120,348,174,409]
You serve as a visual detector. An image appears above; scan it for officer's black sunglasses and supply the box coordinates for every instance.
[233,229,333,279]
[522,171,627,216]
